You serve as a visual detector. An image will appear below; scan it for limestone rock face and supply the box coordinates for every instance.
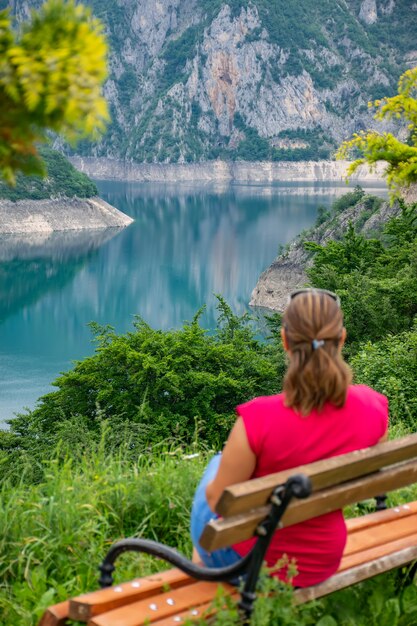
[359,0,378,25]
[250,195,402,312]
[8,0,412,163]
[70,157,386,182]
[0,197,133,233]
[250,256,308,314]
[401,184,417,205]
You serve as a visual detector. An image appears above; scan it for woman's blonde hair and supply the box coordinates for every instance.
[282,290,352,415]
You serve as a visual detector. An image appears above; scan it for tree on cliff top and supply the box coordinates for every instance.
[0,0,108,184]
[337,66,417,195]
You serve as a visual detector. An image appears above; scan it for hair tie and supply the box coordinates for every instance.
[312,339,325,350]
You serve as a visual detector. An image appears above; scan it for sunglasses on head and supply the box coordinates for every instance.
[289,288,341,307]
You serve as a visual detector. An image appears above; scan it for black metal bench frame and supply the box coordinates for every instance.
[98,474,312,619]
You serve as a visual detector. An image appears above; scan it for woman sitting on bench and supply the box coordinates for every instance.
[191,288,388,588]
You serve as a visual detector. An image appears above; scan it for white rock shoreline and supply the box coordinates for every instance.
[69,157,386,183]
[0,196,133,234]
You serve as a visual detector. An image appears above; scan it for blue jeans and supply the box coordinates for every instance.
[191,454,243,570]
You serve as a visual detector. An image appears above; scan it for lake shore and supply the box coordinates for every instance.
[69,157,386,183]
[250,184,417,312]
[0,196,133,233]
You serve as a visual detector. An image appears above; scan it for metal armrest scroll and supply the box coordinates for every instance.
[98,473,312,620]
[98,538,252,587]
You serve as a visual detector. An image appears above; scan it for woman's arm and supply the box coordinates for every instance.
[205,417,256,512]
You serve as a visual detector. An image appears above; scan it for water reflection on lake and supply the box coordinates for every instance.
[0,180,387,424]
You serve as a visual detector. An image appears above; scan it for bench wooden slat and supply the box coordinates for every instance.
[70,569,191,622]
[346,514,417,556]
[340,531,417,571]
[216,434,417,517]
[200,459,417,551]
[294,545,417,604]
[88,582,234,626]
[150,594,240,625]
[149,601,214,626]
[37,601,70,626]
[344,503,417,556]
[345,501,417,533]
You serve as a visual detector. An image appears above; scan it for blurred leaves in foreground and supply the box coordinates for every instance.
[337,66,417,196]
[0,0,109,184]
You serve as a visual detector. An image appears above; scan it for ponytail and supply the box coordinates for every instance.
[282,291,352,415]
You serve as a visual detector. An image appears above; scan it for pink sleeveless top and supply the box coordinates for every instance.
[233,385,388,587]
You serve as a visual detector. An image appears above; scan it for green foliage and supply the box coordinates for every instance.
[315,205,331,227]
[0,437,208,625]
[160,25,201,91]
[253,0,326,57]
[331,186,365,214]
[305,63,344,91]
[352,323,417,429]
[229,121,334,162]
[305,222,384,276]
[309,571,416,626]
[355,196,384,230]
[117,68,138,106]
[365,0,417,58]
[338,67,417,195]
[1,431,416,626]
[306,201,417,348]
[0,298,283,477]
[200,557,417,625]
[0,146,97,200]
[193,566,322,625]
[235,126,270,161]
[0,0,108,183]
[271,127,335,162]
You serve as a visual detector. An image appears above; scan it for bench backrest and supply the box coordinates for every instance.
[199,433,417,552]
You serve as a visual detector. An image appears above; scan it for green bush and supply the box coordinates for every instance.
[331,186,365,214]
[0,147,97,201]
[0,299,284,479]
[199,568,417,626]
[352,324,417,429]
[160,25,201,91]
[305,202,417,348]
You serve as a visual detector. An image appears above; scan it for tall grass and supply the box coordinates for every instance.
[1,426,417,625]
[0,436,209,625]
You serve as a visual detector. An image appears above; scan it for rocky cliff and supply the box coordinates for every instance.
[250,188,405,311]
[0,197,133,233]
[70,157,385,182]
[7,0,415,164]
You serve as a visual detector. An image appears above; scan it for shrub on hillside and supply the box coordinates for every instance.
[0,147,98,201]
[305,202,417,348]
[0,299,284,477]
[351,323,417,429]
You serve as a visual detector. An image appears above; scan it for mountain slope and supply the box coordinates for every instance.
[0,148,98,201]
[8,0,417,163]
[249,186,415,311]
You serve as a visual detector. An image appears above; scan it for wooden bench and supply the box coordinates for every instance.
[38,433,417,626]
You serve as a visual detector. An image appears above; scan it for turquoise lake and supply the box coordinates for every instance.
[0,180,387,425]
